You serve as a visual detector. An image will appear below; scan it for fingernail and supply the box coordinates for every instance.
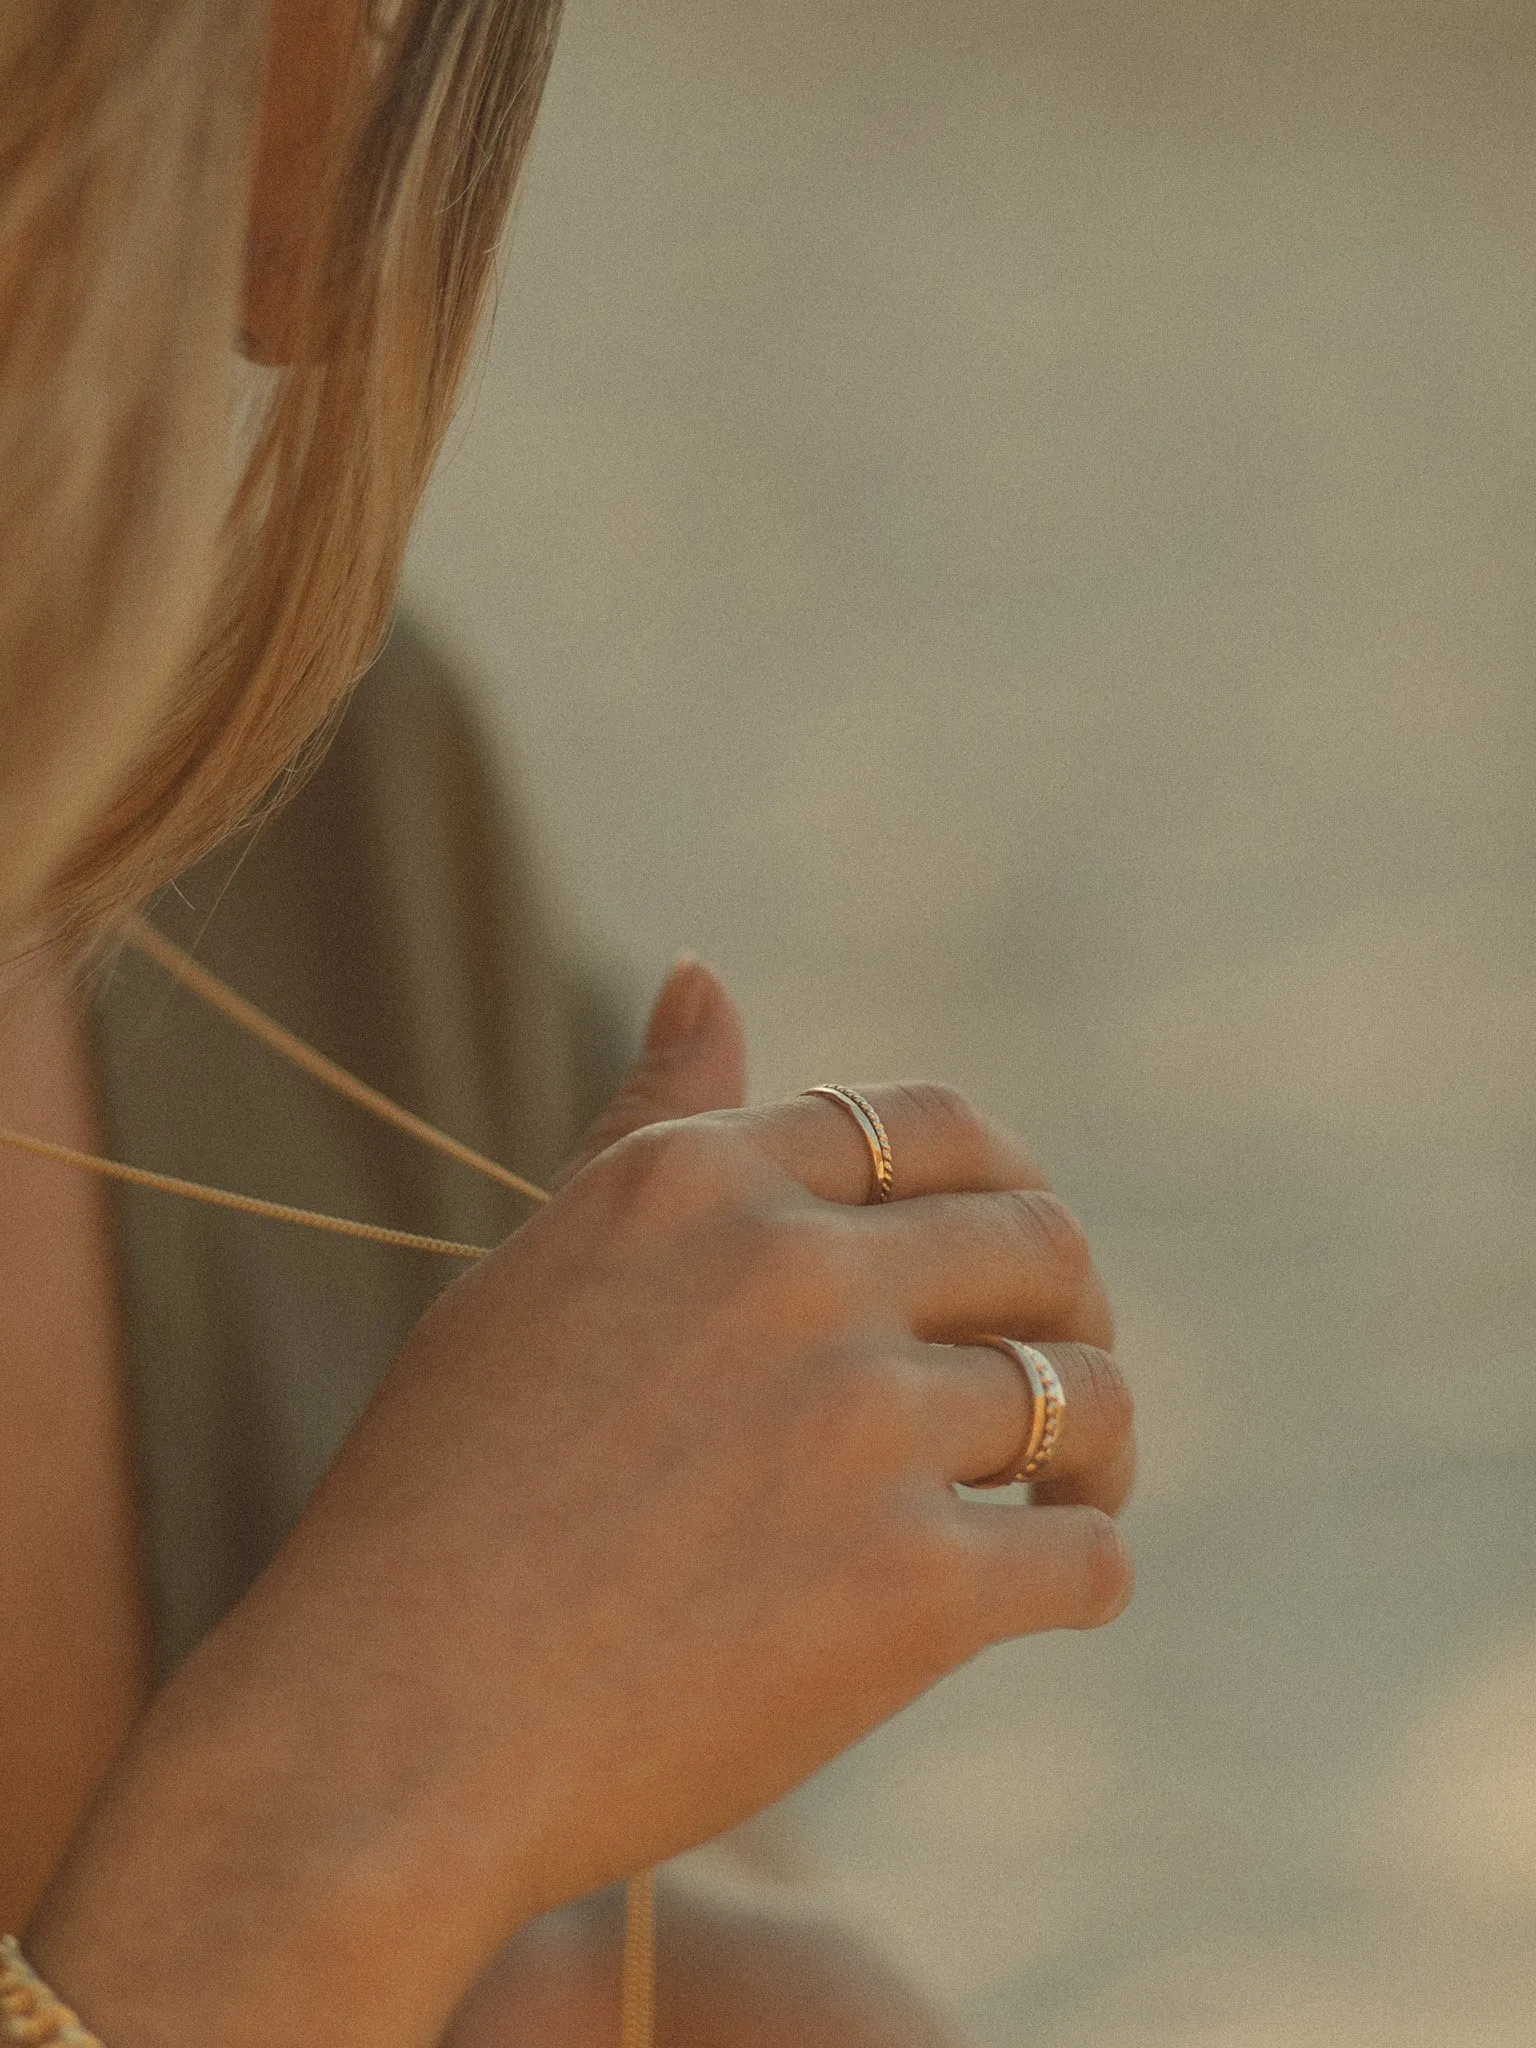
[643,953,713,1053]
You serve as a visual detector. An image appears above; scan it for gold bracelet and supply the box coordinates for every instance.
[0,1940,103,2047]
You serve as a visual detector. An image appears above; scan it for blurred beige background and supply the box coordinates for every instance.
[403,4,1536,2041]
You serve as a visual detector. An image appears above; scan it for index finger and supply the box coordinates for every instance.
[733,1081,1048,1205]
[727,1082,1113,1346]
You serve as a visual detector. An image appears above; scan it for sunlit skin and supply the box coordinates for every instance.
[6,6,1136,2045]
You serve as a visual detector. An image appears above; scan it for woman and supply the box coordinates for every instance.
[0,3,1136,2044]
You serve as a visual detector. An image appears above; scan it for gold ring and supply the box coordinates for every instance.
[971,1338,1065,1485]
[803,1085,894,1202]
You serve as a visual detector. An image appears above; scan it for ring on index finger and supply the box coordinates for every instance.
[970,1338,1066,1486]
[803,1085,895,1203]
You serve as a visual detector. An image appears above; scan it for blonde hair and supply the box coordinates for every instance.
[0,0,561,945]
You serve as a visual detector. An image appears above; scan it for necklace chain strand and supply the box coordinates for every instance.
[124,917,551,1207]
[0,1124,492,1262]
[0,919,657,2048]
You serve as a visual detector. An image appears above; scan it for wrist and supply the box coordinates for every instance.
[24,1608,543,2048]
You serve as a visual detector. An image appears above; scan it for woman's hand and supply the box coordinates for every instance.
[29,965,1133,2048]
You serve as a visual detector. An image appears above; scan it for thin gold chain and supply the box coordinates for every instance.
[124,917,550,1206]
[0,1123,492,1260]
[0,918,658,2047]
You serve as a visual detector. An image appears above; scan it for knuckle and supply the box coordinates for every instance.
[1060,1343,1134,1447]
[1026,1189,1093,1272]
[606,1115,741,1214]
[886,1079,991,1175]
[1075,1510,1134,1628]
[891,1077,971,1123]
[1010,1189,1093,1303]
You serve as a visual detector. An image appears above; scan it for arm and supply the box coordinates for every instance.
[28,969,1132,2048]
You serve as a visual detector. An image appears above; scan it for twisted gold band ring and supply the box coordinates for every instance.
[803,1085,894,1203]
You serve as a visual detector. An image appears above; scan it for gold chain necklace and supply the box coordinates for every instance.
[0,914,657,2048]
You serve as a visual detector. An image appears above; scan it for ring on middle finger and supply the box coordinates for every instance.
[970,1338,1066,1487]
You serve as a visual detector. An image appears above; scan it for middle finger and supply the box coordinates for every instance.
[846,1184,1114,1349]
[919,1339,1135,1516]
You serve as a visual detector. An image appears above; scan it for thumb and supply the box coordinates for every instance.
[553,955,748,1187]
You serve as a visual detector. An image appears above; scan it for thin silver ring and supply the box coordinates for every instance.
[971,1338,1066,1485]
[802,1085,894,1202]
